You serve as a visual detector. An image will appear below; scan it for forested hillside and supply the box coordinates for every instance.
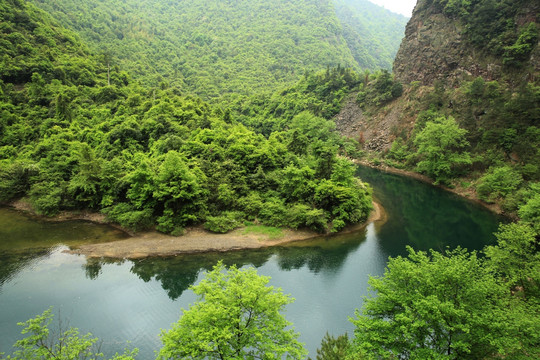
[341,0,539,221]
[28,0,406,99]
[0,0,373,235]
[335,0,408,70]
[2,0,540,359]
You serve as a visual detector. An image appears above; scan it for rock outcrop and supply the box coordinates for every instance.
[393,0,540,86]
[335,0,539,150]
[334,92,415,152]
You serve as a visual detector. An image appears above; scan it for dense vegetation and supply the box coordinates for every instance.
[0,0,372,234]
[231,65,365,136]
[352,1,540,218]
[335,0,408,70]
[1,0,539,359]
[376,75,540,216]
[28,0,406,99]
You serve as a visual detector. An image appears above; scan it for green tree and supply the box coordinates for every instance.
[485,222,540,300]
[5,308,138,360]
[518,188,540,234]
[476,165,523,203]
[414,116,471,185]
[152,151,207,234]
[350,247,523,359]
[158,262,306,360]
[310,332,350,360]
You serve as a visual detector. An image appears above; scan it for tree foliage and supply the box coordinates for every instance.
[158,262,307,360]
[350,246,539,359]
[356,69,403,107]
[334,0,408,71]
[0,1,373,234]
[310,332,350,360]
[485,222,540,300]
[4,308,138,360]
[27,0,405,99]
[476,165,523,203]
[414,116,471,185]
[430,0,538,66]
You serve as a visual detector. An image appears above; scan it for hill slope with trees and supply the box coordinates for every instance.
[334,0,408,70]
[336,0,539,219]
[28,0,407,99]
[0,0,373,235]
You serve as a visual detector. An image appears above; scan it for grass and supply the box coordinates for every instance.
[242,224,284,240]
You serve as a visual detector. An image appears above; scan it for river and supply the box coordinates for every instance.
[0,166,502,358]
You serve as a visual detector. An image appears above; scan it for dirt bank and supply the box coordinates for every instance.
[60,202,383,259]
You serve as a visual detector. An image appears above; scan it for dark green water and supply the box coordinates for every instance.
[0,167,502,358]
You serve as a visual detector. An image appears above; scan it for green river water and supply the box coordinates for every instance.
[0,166,502,358]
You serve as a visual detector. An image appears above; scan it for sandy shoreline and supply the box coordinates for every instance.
[62,201,383,259]
[5,199,383,259]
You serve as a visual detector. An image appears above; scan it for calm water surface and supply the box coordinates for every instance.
[0,167,502,358]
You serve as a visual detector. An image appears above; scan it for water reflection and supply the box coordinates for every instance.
[127,251,271,300]
[357,167,501,257]
[80,229,370,301]
[0,249,49,288]
[275,229,369,273]
[0,166,504,358]
[0,207,129,252]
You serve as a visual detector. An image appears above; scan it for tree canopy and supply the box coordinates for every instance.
[0,0,373,234]
[28,0,406,99]
[4,308,138,360]
[158,262,307,360]
[350,246,540,359]
[414,116,471,185]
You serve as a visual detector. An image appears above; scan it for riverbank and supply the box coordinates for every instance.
[66,201,383,259]
[7,199,384,259]
[356,160,505,216]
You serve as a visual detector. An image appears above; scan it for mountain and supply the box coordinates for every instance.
[393,0,539,86]
[0,0,373,234]
[0,0,97,85]
[334,0,409,70]
[335,0,539,214]
[29,0,406,99]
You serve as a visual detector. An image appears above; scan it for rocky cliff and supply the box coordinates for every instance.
[335,0,540,152]
[393,0,540,86]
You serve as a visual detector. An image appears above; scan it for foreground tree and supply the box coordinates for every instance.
[349,247,529,359]
[158,262,306,360]
[485,222,540,300]
[4,308,137,360]
[310,332,350,360]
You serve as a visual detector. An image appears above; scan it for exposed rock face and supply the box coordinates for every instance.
[393,0,540,86]
[335,0,539,149]
[333,93,414,152]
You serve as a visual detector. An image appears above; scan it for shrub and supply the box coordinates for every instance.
[29,180,65,216]
[477,166,523,202]
[414,116,471,185]
[304,208,328,233]
[259,198,288,227]
[518,191,540,234]
[203,212,242,233]
[387,138,408,162]
[286,203,311,229]
[102,203,154,232]
[0,160,39,202]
